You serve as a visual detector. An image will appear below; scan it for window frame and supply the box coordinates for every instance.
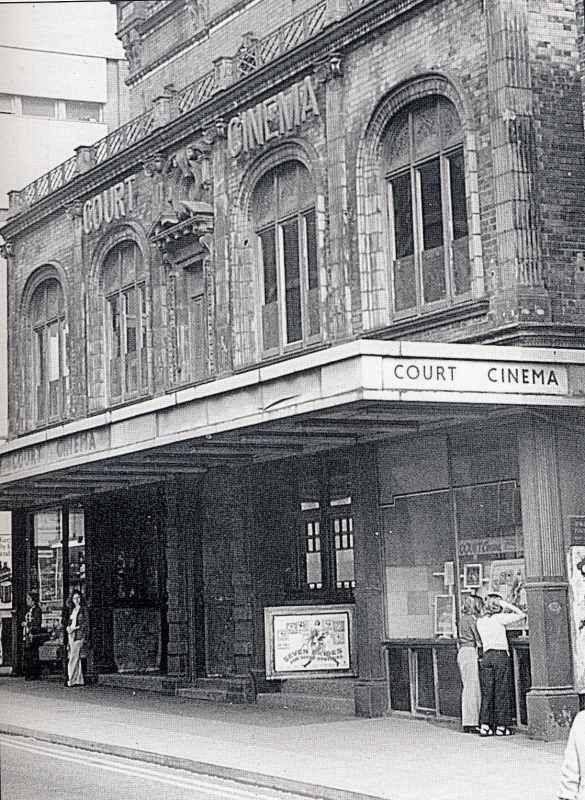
[253,162,321,356]
[30,278,69,426]
[172,257,209,387]
[385,98,472,319]
[103,242,149,405]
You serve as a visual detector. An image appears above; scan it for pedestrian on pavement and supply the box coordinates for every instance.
[457,593,484,733]
[476,593,525,737]
[559,711,585,799]
[22,590,42,680]
[66,590,88,687]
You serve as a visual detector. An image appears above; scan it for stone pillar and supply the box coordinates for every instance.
[11,510,28,675]
[518,418,578,739]
[165,481,190,677]
[352,444,387,716]
[65,202,87,419]
[317,53,352,341]
[485,0,549,323]
[84,498,116,672]
[209,119,232,375]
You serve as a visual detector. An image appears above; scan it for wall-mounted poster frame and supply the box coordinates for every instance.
[264,604,356,679]
[463,563,482,590]
[434,594,455,637]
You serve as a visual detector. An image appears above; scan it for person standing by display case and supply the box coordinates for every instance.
[476,593,526,737]
[457,594,484,733]
[66,590,88,687]
[22,591,42,680]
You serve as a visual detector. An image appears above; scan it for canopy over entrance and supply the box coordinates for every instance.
[1,339,584,509]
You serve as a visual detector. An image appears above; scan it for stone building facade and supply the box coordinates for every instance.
[2,0,585,738]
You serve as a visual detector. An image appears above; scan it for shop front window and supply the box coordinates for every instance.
[31,507,85,642]
[299,457,355,596]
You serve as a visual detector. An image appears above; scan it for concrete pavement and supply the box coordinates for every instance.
[0,678,568,800]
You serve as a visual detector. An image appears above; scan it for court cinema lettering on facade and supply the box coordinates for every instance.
[82,177,136,236]
[227,76,320,158]
[383,358,568,395]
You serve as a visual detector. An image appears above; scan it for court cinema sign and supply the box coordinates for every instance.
[383,357,568,395]
[227,76,320,158]
[82,176,136,236]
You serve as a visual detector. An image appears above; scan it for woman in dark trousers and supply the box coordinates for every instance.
[22,591,42,680]
[476,593,525,736]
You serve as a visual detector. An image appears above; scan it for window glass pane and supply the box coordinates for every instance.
[47,322,60,382]
[125,288,137,353]
[260,229,277,305]
[419,159,444,251]
[413,98,440,161]
[64,100,102,122]
[305,520,322,589]
[251,170,275,228]
[439,98,463,148]
[121,242,137,286]
[305,210,320,337]
[390,173,417,312]
[69,509,86,595]
[384,109,410,170]
[46,279,61,319]
[34,511,63,637]
[31,285,45,324]
[109,296,121,357]
[277,162,300,218]
[391,172,414,259]
[21,95,56,118]
[419,159,446,304]
[448,150,468,241]
[282,219,302,344]
[296,163,314,209]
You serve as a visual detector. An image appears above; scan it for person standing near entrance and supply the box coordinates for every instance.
[22,591,42,680]
[457,594,484,733]
[476,593,525,737]
[66,590,88,687]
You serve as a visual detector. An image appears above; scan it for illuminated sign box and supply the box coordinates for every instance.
[264,604,356,680]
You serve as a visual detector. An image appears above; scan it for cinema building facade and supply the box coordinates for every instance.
[2,0,585,739]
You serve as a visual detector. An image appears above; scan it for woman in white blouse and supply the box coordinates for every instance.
[476,593,525,737]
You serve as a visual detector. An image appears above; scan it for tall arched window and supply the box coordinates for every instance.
[102,241,148,402]
[384,96,471,315]
[30,278,69,424]
[252,161,320,353]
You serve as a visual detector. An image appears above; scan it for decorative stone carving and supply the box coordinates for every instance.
[65,200,84,220]
[0,241,13,259]
[142,152,165,178]
[121,29,142,72]
[314,52,343,84]
[186,0,209,29]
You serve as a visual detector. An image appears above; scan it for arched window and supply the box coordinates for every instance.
[30,278,69,424]
[251,161,320,353]
[384,96,470,314]
[102,241,148,402]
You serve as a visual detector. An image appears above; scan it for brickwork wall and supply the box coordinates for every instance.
[127,0,318,116]
[6,0,585,438]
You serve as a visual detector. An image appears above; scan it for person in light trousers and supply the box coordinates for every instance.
[457,594,484,733]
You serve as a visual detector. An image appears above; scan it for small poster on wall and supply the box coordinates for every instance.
[264,605,356,679]
[434,594,455,637]
[568,546,585,692]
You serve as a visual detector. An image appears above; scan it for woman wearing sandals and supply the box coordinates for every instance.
[476,593,526,737]
[457,594,484,734]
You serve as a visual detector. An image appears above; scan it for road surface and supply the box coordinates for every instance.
[0,735,327,800]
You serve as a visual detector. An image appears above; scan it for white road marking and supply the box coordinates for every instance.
[0,735,320,800]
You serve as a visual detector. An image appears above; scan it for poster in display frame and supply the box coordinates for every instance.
[463,563,482,590]
[264,604,356,679]
[434,594,456,637]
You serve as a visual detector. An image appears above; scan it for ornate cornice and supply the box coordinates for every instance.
[1,0,429,239]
